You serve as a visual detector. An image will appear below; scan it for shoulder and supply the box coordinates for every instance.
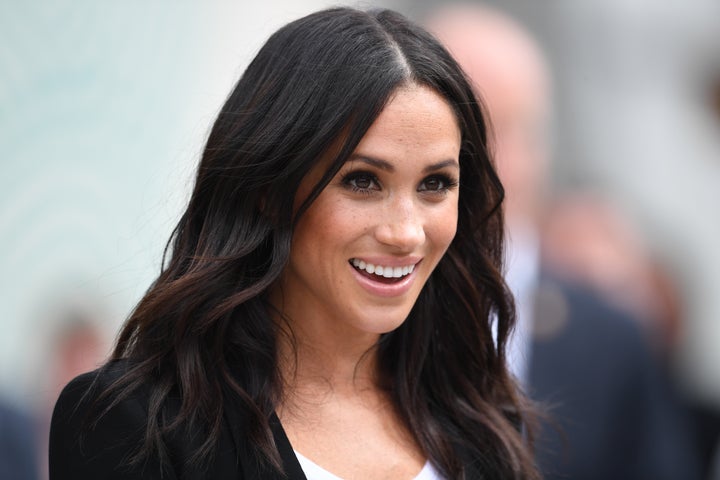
[52,361,123,410]
[51,360,145,438]
[51,361,131,429]
[49,360,171,479]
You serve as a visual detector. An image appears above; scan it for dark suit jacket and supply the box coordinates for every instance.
[49,364,308,480]
[0,399,38,480]
[529,276,702,480]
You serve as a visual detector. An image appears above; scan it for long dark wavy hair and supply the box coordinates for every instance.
[97,7,538,480]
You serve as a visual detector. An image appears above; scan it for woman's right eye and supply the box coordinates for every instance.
[341,171,380,194]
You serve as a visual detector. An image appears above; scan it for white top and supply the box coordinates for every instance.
[294,451,444,480]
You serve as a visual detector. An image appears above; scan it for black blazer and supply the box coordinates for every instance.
[50,364,499,480]
[49,364,308,480]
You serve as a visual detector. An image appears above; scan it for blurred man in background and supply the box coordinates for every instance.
[540,191,683,353]
[428,5,702,479]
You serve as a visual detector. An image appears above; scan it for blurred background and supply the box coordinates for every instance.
[1,1,719,478]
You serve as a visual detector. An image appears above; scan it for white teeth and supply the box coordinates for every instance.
[350,259,416,279]
[352,258,369,271]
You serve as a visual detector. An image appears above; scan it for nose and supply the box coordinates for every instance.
[374,195,425,251]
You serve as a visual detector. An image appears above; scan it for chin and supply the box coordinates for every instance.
[353,307,415,336]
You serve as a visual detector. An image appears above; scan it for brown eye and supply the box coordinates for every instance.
[342,171,380,193]
[352,175,373,189]
[419,174,456,192]
[422,178,443,191]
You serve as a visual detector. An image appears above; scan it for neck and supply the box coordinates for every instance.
[276,319,383,401]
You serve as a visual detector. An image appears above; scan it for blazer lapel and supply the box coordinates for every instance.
[270,413,307,480]
[222,391,306,480]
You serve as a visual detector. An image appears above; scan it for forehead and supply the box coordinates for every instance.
[355,84,461,153]
[313,83,460,161]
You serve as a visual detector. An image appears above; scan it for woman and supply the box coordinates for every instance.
[50,7,538,480]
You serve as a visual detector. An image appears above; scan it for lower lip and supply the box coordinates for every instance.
[350,263,418,298]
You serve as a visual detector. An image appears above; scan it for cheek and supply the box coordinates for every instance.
[292,197,361,253]
[428,203,459,250]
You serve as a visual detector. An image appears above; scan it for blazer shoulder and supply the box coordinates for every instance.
[49,361,172,480]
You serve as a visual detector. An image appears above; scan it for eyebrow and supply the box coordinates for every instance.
[348,155,460,173]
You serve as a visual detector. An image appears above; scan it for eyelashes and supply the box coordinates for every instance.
[340,170,459,196]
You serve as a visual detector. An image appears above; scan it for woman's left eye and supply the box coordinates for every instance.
[418,175,458,193]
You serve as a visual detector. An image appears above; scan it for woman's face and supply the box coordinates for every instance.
[271,84,461,345]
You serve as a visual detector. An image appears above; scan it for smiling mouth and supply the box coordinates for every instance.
[350,258,416,284]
